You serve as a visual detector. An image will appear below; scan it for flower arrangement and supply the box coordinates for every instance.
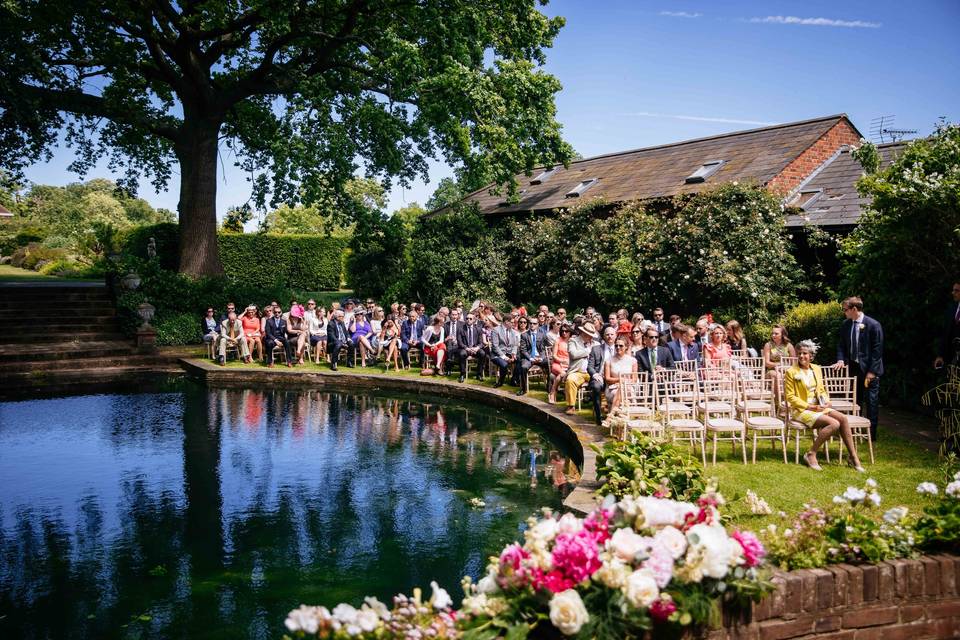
[914,470,960,552]
[284,491,772,639]
[591,434,707,502]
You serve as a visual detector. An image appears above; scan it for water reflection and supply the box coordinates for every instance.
[0,385,577,639]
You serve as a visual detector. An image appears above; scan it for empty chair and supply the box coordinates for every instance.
[738,376,787,463]
[619,372,662,440]
[823,376,874,464]
[699,376,747,464]
[659,372,705,464]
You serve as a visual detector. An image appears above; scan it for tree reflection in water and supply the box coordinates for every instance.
[0,384,577,639]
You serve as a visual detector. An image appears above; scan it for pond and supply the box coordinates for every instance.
[0,381,579,639]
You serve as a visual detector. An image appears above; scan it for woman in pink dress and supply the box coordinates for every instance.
[703,324,733,371]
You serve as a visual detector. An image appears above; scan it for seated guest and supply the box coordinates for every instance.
[218,301,236,324]
[586,327,617,424]
[218,310,251,365]
[785,340,865,472]
[399,309,423,369]
[326,308,353,370]
[668,324,701,364]
[695,317,710,347]
[342,299,356,326]
[380,318,401,371]
[202,307,219,350]
[286,304,307,365]
[241,305,263,361]
[703,324,733,367]
[264,304,292,367]
[651,307,670,344]
[763,324,796,409]
[669,314,682,328]
[635,328,675,375]
[443,308,464,376]
[726,320,749,355]
[564,324,597,416]
[370,307,384,349]
[491,315,519,387]
[604,337,638,410]
[456,311,487,382]
[260,303,272,336]
[305,301,327,362]
[421,315,447,374]
[350,309,375,366]
[547,323,571,404]
[628,324,646,357]
[517,316,551,396]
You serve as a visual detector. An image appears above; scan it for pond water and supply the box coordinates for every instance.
[0,381,578,639]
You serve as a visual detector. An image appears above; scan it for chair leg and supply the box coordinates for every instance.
[700,433,706,466]
[752,432,758,464]
[712,434,718,465]
[740,431,747,464]
[781,432,788,464]
[795,431,800,465]
[867,431,875,464]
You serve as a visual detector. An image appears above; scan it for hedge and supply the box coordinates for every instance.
[746,300,843,365]
[119,224,346,290]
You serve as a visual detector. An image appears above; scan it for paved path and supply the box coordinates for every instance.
[883,407,942,452]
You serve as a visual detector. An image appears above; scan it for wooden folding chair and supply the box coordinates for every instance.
[658,370,705,464]
[738,376,787,463]
[699,376,747,464]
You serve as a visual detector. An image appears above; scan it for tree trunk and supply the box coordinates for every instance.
[176,120,224,276]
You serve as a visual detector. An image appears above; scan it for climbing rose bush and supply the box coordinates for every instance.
[284,491,772,639]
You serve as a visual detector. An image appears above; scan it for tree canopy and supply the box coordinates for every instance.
[0,0,572,275]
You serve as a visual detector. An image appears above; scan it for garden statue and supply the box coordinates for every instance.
[147,237,157,260]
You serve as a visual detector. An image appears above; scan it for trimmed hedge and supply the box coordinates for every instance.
[119,224,346,290]
[746,300,843,365]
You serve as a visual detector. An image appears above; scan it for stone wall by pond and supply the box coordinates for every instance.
[715,555,960,640]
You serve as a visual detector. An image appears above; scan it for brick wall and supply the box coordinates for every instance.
[708,554,960,640]
[767,119,862,196]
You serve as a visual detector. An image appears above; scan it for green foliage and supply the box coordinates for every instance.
[346,207,415,302]
[591,435,707,502]
[914,457,960,552]
[403,205,508,309]
[425,177,465,212]
[154,312,200,347]
[851,141,881,175]
[841,122,960,402]
[120,222,180,270]
[781,301,842,365]
[221,204,254,233]
[11,242,68,270]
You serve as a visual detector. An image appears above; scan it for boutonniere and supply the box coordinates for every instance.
[858,324,865,331]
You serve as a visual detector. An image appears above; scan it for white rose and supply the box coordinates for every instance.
[356,608,379,632]
[477,572,500,594]
[623,569,659,608]
[638,497,682,527]
[284,605,322,634]
[687,524,733,579]
[917,482,939,495]
[653,526,687,559]
[332,603,358,625]
[430,581,453,610]
[557,512,584,535]
[842,487,867,503]
[363,597,391,621]
[608,527,652,562]
[594,556,631,589]
[530,517,560,542]
[549,589,589,636]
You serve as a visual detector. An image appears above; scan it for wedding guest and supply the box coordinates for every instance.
[490,315,519,387]
[421,315,447,375]
[517,316,551,396]
[834,296,884,440]
[305,301,327,362]
[218,310,251,365]
[763,325,796,409]
[635,327,675,375]
[265,304,292,367]
[380,318,401,371]
[457,311,487,382]
[564,324,596,416]
[934,281,960,369]
[326,309,352,370]
[286,304,308,365]
[350,309,375,366]
[703,324,733,367]
[786,340,865,472]
[201,307,219,350]
[241,305,263,361]
[604,337,638,409]
[725,320,748,355]
[548,323,571,404]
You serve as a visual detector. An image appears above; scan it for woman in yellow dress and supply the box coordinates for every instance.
[784,340,865,472]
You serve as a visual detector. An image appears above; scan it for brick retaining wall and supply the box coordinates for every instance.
[714,555,960,640]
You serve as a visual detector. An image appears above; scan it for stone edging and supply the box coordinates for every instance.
[179,358,606,516]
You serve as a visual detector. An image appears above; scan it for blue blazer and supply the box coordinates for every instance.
[668,340,700,363]
[837,314,884,376]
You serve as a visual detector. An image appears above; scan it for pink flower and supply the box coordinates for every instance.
[583,508,612,544]
[641,542,675,588]
[549,533,602,588]
[732,530,766,568]
[533,568,577,593]
[498,543,531,588]
[649,596,677,622]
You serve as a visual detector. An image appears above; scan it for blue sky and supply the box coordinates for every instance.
[22,0,960,222]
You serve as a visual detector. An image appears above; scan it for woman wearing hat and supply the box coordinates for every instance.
[564,323,597,415]
[350,308,375,366]
[241,305,263,361]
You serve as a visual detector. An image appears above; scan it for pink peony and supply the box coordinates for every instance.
[583,508,612,544]
[649,596,677,622]
[548,532,602,588]
[732,530,766,568]
[641,542,675,588]
[498,543,531,588]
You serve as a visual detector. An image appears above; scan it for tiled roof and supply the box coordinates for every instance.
[783,142,907,229]
[450,114,854,216]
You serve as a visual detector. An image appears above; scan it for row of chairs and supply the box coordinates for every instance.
[610,359,873,466]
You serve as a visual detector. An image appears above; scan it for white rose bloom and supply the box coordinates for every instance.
[363,597,392,621]
[637,497,681,528]
[332,603,359,625]
[356,608,379,633]
[653,526,687,559]
[345,623,362,637]
[462,593,490,616]
[687,524,733,579]
[477,572,500,594]
[430,581,453,610]
[557,512,584,535]
[549,589,589,636]
[624,569,660,608]
[946,481,960,498]
[917,482,939,495]
[608,527,652,562]
[530,517,560,543]
[285,605,322,634]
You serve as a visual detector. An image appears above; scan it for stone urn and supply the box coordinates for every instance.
[121,272,141,290]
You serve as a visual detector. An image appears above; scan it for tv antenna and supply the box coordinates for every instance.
[869,115,917,143]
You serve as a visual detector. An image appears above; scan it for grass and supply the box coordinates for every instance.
[197,346,942,527]
[0,264,100,282]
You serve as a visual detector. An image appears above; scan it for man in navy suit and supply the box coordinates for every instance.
[264,304,292,368]
[934,281,960,370]
[399,309,424,369]
[668,325,700,364]
[834,296,884,440]
[636,328,675,375]
[326,308,353,370]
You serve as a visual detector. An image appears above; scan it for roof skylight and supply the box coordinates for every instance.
[565,179,598,198]
[530,168,558,185]
[684,160,725,184]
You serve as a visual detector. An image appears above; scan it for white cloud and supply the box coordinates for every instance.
[659,11,702,19]
[623,111,777,126]
[749,15,881,28]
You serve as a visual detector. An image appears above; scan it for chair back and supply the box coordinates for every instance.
[700,377,737,418]
[738,376,777,417]
[619,372,655,415]
[661,374,697,422]
[823,375,857,410]
[821,363,849,379]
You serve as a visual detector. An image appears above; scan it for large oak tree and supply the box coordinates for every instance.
[0,0,570,275]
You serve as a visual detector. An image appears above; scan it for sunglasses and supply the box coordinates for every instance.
[632,329,641,334]
[646,335,659,340]
[615,344,627,348]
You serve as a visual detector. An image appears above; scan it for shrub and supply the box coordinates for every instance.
[591,434,707,502]
[119,222,179,270]
[155,312,201,346]
[11,243,69,270]
[781,301,842,365]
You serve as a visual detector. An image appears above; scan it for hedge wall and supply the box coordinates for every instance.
[120,224,346,290]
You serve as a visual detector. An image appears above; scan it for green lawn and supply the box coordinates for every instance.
[198,347,942,526]
[0,264,101,283]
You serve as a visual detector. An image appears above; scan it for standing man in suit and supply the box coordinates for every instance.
[934,281,960,370]
[668,325,701,364]
[443,308,463,377]
[518,317,551,396]
[834,296,884,440]
[457,311,486,382]
[490,316,519,388]
[326,308,353,370]
[585,327,616,424]
[636,328,676,375]
[265,305,292,368]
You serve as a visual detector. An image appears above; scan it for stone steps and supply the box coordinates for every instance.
[0,340,136,363]
[0,331,127,344]
[0,309,119,320]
